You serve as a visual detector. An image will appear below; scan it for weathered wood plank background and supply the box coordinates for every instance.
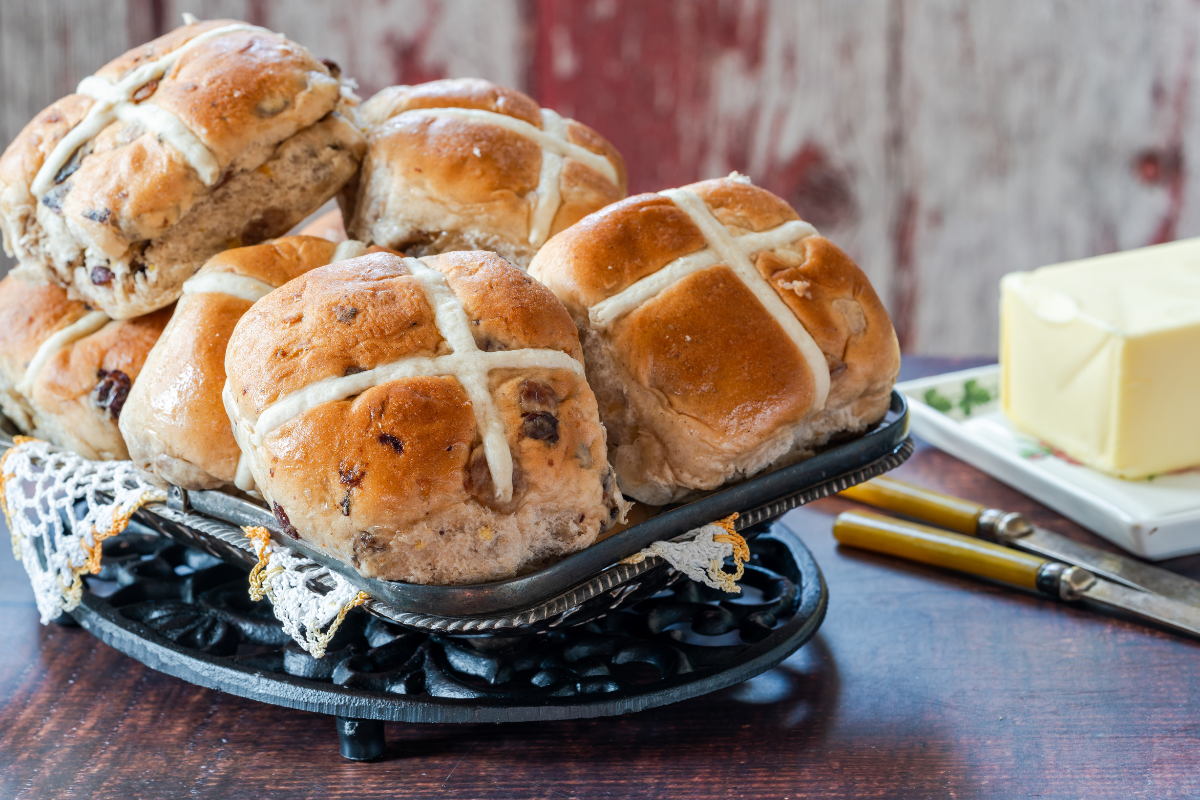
[2,0,1197,355]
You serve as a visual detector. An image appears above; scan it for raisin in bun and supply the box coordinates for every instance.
[0,275,170,460]
[0,18,365,320]
[529,174,901,505]
[298,208,347,242]
[120,235,373,489]
[345,78,627,269]
[223,249,627,584]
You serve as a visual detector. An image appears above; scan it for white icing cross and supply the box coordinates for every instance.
[181,240,369,304]
[226,256,585,502]
[16,311,111,396]
[31,22,274,198]
[587,188,831,412]
[395,106,619,248]
[530,109,569,248]
[181,273,276,303]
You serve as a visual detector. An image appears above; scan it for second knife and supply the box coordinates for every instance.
[834,510,1200,640]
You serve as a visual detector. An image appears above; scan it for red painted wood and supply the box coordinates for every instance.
[530,2,859,218]
[7,0,1200,357]
[531,0,767,195]
[528,1,908,341]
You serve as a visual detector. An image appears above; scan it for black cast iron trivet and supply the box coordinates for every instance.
[64,519,826,761]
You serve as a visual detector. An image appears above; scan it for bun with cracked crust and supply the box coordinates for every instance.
[0,18,366,320]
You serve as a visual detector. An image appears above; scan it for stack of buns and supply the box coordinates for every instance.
[0,17,899,585]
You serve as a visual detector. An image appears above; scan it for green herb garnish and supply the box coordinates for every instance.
[924,388,954,414]
[958,379,993,416]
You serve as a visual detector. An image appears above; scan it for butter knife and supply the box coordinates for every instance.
[840,476,1200,606]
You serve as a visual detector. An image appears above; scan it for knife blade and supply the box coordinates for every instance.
[1078,576,1200,638]
[834,510,1200,640]
[840,476,1200,605]
[986,518,1200,607]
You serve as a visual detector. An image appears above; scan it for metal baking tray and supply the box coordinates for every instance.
[0,392,909,630]
[167,391,911,617]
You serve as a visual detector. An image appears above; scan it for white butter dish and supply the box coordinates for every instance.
[897,364,1200,560]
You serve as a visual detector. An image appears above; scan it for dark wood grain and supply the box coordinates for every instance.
[3,357,1200,799]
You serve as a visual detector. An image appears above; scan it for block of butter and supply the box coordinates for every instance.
[1001,238,1200,479]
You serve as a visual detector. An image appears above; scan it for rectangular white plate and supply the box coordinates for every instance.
[897,364,1200,560]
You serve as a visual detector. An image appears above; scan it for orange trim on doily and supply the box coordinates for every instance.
[618,512,750,592]
[712,512,750,586]
[0,437,41,548]
[241,523,371,658]
[80,489,164,575]
[243,526,273,601]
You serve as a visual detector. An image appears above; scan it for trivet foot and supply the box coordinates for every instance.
[336,716,385,761]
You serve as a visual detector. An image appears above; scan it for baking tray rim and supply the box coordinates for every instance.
[172,390,910,615]
[0,391,908,618]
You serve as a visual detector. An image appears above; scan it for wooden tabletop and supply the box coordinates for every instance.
[2,356,1199,799]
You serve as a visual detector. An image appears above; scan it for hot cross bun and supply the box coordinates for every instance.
[0,275,171,460]
[120,235,373,490]
[530,174,901,504]
[0,18,365,320]
[345,78,627,269]
[224,249,627,584]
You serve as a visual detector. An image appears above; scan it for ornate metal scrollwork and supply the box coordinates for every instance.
[89,528,809,701]
[68,523,826,760]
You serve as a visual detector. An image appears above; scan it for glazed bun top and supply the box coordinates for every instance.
[356,78,549,130]
[117,235,361,490]
[225,249,584,498]
[530,175,900,451]
[346,78,627,265]
[186,234,352,296]
[0,17,361,316]
[0,276,96,386]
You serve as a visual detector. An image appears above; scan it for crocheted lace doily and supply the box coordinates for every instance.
[243,527,367,659]
[0,437,365,655]
[621,513,750,593]
[4,437,750,657]
[1,437,166,623]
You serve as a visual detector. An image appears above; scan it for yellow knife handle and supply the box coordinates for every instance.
[833,510,1046,590]
[839,476,986,535]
